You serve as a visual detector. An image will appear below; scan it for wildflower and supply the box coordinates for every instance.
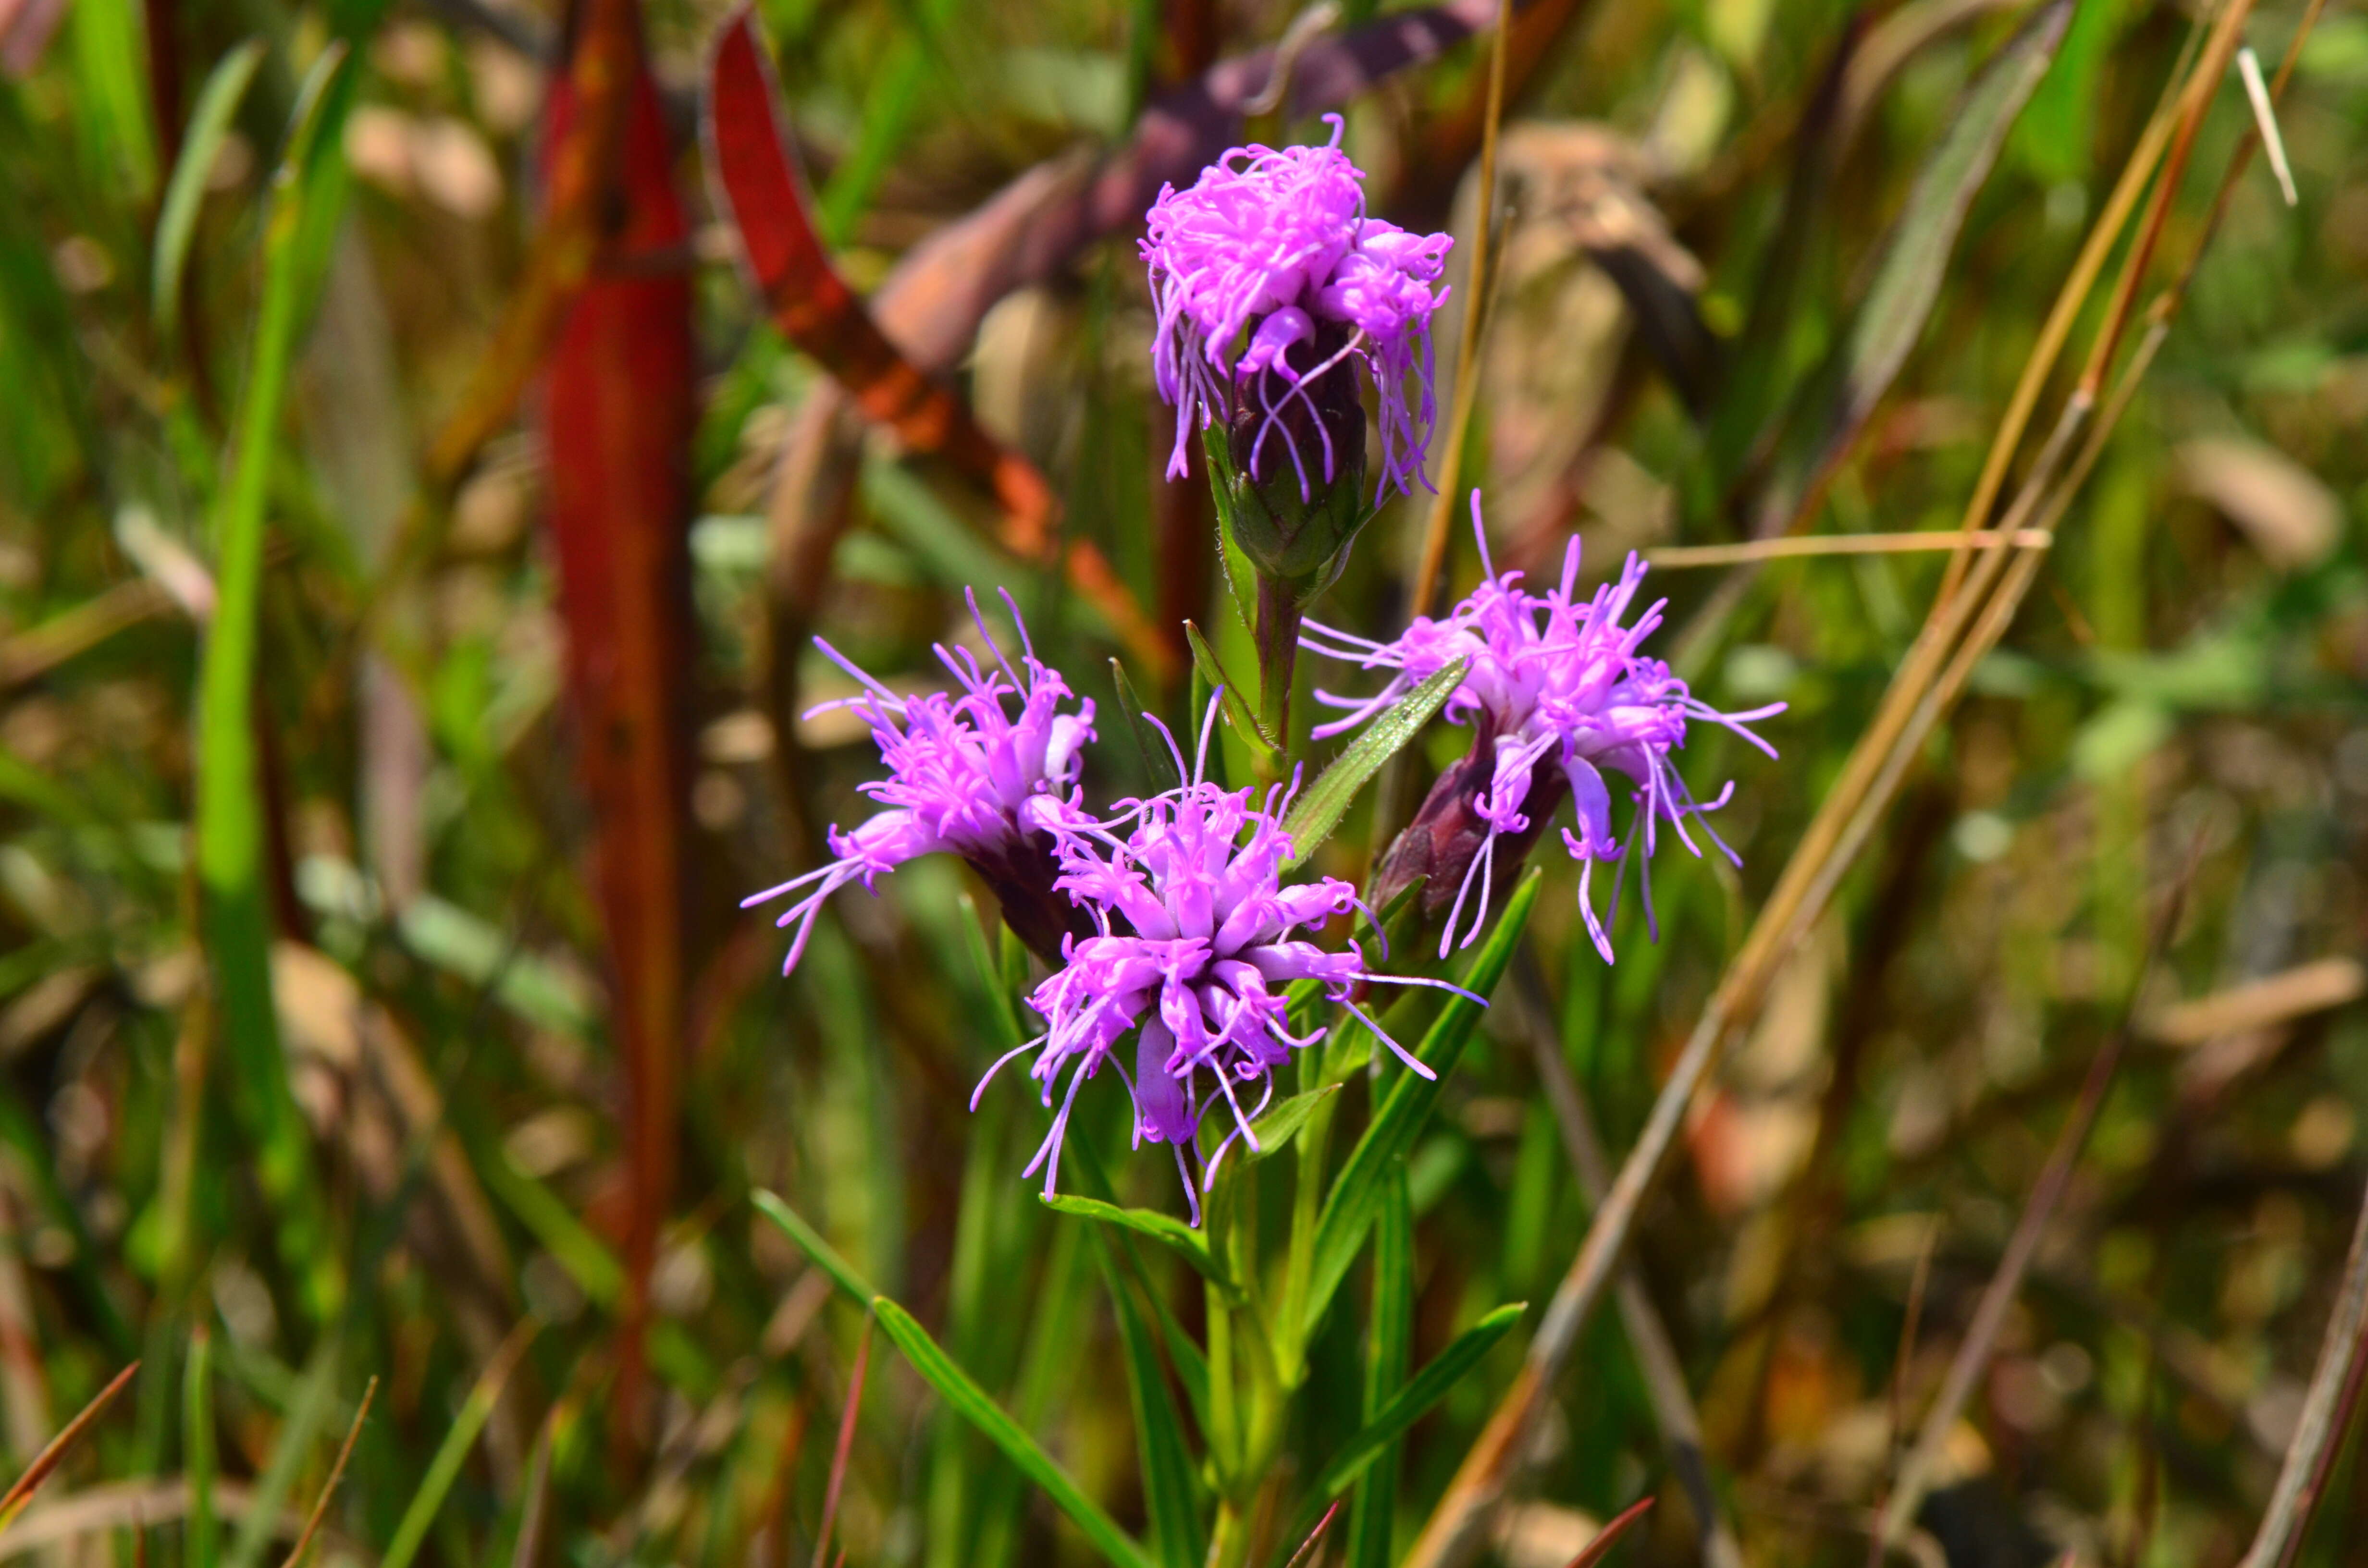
[1303,497,1784,962]
[973,704,1464,1221]
[1142,114,1452,511]
[741,591,1096,972]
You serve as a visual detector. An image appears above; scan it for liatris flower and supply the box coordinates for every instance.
[1143,115,1452,514]
[742,591,1096,972]
[973,705,1462,1221]
[1303,499,1785,962]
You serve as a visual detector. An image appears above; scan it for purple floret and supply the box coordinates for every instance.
[1303,496,1785,963]
[1142,115,1452,505]
[741,590,1095,974]
[972,704,1461,1222]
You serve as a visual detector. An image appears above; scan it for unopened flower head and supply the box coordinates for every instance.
[973,703,1461,1222]
[742,590,1095,973]
[1304,497,1784,962]
[1142,115,1452,507]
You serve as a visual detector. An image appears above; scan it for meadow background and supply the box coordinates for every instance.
[0,0,2364,1562]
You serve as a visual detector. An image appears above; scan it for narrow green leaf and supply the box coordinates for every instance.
[954,892,1026,1056]
[1826,0,2071,462]
[222,1333,341,1568]
[1065,1143,1211,1429]
[194,39,354,1325]
[1281,658,1468,871]
[68,0,158,197]
[1110,659,1184,795]
[184,1325,217,1568]
[1346,1171,1413,1568]
[1293,1303,1528,1530]
[1304,871,1542,1338]
[1093,1235,1205,1568]
[1244,1084,1341,1165]
[873,1299,1156,1568]
[473,1138,623,1307]
[1041,1195,1233,1296]
[974,1223,1088,1568]
[1764,0,2073,527]
[752,1189,878,1305]
[153,39,268,334]
[381,1324,538,1568]
[0,746,96,828]
[1182,621,1278,760]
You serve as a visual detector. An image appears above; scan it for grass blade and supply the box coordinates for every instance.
[811,1310,873,1568]
[0,1360,137,1541]
[1565,1496,1653,1568]
[185,1326,216,1568]
[1094,1234,1204,1568]
[277,1375,376,1568]
[379,1320,539,1568]
[152,38,266,334]
[1281,658,1467,871]
[1761,0,2073,534]
[1287,1302,1527,1539]
[1346,1170,1413,1568]
[1305,871,1540,1339]
[194,41,354,1322]
[223,1332,341,1568]
[753,1190,879,1305]
[873,1299,1155,1568]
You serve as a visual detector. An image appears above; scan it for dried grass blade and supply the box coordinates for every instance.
[2237,1169,2368,1568]
[1647,531,2050,568]
[0,1360,139,1542]
[275,1376,376,1568]
[1564,1496,1653,1568]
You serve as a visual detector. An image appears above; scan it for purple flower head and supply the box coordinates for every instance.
[742,590,1095,974]
[1143,115,1452,506]
[973,702,1464,1223]
[1303,496,1785,963]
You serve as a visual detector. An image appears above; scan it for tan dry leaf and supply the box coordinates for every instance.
[2176,435,2342,571]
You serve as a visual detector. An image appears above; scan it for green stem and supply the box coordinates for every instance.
[1275,1049,1340,1387]
[1252,573,1301,779]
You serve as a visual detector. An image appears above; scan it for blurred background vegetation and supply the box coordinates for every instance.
[0,0,2363,1561]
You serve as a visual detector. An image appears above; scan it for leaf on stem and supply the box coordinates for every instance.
[1041,1195,1235,1297]
[1182,622,1279,762]
[1281,658,1468,871]
[1244,1084,1341,1164]
[1110,659,1185,796]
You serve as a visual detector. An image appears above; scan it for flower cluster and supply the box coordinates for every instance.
[1303,498,1785,962]
[1142,115,1452,506]
[976,717,1446,1217]
[741,591,1094,973]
